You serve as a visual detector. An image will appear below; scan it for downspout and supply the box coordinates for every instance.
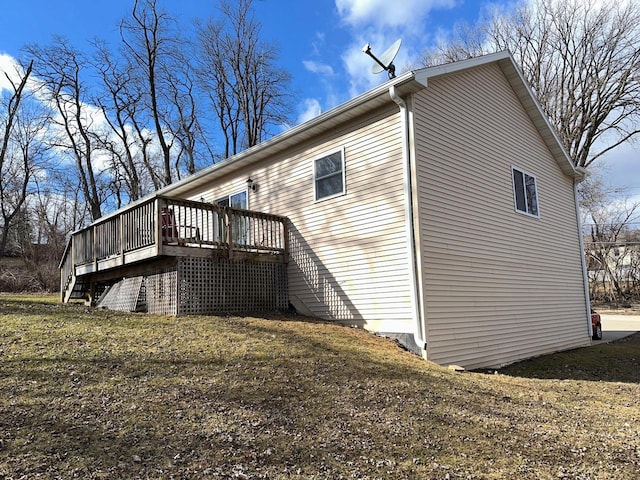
[573,167,593,338]
[389,85,427,352]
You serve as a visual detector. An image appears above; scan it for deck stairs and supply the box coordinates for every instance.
[62,273,89,303]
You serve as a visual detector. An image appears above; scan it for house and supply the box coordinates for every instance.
[60,51,593,369]
[584,227,640,302]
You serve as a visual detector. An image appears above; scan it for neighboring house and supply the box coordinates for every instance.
[585,229,640,301]
[60,51,593,369]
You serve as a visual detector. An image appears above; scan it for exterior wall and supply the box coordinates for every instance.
[180,105,417,335]
[413,63,590,369]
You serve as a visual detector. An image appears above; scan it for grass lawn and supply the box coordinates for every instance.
[1,294,638,479]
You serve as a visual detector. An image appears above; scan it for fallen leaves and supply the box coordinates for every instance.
[0,295,638,479]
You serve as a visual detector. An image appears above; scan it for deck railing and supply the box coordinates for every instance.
[60,195,288,299]
[160,196,288,255]
[59,240,74,297]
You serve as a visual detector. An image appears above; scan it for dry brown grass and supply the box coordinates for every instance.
[1,294,638,479]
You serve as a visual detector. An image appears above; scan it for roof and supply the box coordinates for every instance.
[158,50,581,197]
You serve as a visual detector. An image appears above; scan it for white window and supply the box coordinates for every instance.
[214,191,247,210]
[213,190,248,244]
[512,166,539,217]
[314,149,345,201]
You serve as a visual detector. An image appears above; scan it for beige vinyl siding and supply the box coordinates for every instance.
[181,105,416,333]
[413,63,589,369]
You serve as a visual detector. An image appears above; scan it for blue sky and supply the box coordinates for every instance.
[0,0,638,198]
[0,0,487,123]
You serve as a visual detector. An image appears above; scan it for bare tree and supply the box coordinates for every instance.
[197,0,292,159]
[0,60,37,255]
[580,174,640,302]
[198,16,240,159]
[120,0,181,186]
[20,182,71,291]
[421,0,640,169]
[25,37,106,221]
[163,59,203,179]
[92,40,160,203]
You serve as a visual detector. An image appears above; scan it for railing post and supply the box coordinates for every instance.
[93,225,98,272]
[227,209,233,260]
[70,235,76,300]
[156,197,163,256]
[283,218,289,258]
[120,212,125,263]
[71,234,76,279]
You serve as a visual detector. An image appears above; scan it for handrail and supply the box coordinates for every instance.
[59,237,74,299]
[60,195,288,298]
[72,197,157,267]
[159,196,288,255]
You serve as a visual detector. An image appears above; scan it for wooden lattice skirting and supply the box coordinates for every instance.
[96,256,288,316]
[96,277,145,312]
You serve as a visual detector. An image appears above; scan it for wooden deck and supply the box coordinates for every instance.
[60,195,288,303]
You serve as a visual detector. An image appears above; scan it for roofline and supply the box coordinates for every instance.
[414,50,513,84]
[417,51,579,179]
[160,70,425,197]
[132,50,580,202]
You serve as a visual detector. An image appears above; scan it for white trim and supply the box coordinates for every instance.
[511,165,540,218]
[573,179,593,338]
[389,86,427,353]
[215,189,248,209]
[313,147,346,202]
[414,50,512,85]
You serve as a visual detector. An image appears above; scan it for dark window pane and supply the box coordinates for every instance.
[315,151,344,200]
[513,169,526,212]
[230,191,247,210]
[316,174,343,199]
[315,152,342,178]
[525,175,538,215]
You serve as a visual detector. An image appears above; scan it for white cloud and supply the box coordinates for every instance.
[332,0,461,99]
[294,1,464,116]
[342,36,382,97]
[1,52,130,175]
[297,98,323,124]
[0,53,24,93]
[310,32,326,57]
[303,60,335,77]
[335,0,457,29]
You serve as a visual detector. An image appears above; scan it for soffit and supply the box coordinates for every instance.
[153,52,581,202]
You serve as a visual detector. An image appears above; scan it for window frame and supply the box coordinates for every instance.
[313,147,346,202]
[213,189,248,210]
[511,165,540,218]
[212,189,249,244]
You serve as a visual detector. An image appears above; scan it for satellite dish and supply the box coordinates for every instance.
[362,39,402,79]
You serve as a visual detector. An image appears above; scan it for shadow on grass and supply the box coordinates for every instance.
[0,304,507,478]
[496,333,640,384]
[3,297,640,477]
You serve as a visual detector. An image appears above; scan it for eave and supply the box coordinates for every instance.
[412,51,580,180]
[103,50,581,221]
[161,72,426,198]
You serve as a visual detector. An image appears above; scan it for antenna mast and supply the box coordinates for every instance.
[362,39,402,79]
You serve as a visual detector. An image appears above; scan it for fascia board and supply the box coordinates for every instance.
[414,51,579,179]
[162,71,420,197]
